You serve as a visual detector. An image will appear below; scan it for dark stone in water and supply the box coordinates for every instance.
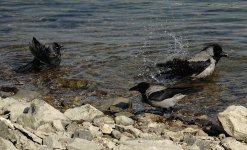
[56,78,97,89]
[0,86,18,98]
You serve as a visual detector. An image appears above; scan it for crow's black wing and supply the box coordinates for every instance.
[29,37,50,64]
[148,87,202,101]
[156,59,211,77]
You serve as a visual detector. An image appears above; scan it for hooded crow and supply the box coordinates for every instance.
[129,82,202,110]
[156,44,228,79]
[16,37,62,73]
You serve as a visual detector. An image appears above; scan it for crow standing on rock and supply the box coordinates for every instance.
[16,37,62,73]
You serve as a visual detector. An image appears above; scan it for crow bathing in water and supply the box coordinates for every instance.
[16,37,62,73]
[156,44,228,79]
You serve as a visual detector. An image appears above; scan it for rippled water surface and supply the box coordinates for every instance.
[0,0,247,119]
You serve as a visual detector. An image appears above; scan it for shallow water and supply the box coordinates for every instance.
[0,1,247,119]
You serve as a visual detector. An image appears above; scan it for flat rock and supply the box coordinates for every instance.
[0,97,30,122]
[115,139,183,150]
[43,134,66,149]
[93,116,115,127]
[100,124,113,134]
[72,130,94,140]
[64,104,104,122]
[67,138,103,150]
[52,120,65,131]
[218,105,247,142]
[115,115,134,126]
[115,125,142,138]
[14,123,42,144]
[0,137,17,150]
[221,137,247,150]
[17,99,69,129]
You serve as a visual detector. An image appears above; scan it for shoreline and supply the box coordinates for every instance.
[0,89,247,150]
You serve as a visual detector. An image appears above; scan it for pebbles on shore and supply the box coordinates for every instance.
[0,90,246,150]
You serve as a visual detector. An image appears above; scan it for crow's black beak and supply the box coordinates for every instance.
[220,51,228,57]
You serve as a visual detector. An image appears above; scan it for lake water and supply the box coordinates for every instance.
[0,0,246,120]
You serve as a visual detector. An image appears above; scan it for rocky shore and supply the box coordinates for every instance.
[0,89,247,150]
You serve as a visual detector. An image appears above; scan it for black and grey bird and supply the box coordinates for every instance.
[129,82,202,110]
[16,37,62,73]
[156,44,228,79]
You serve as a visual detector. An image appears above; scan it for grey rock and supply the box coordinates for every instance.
[66,122,80,132]
[221,137,247,150]
[0,97,30,122]
[112,130,122,140]
[36,123,56,133]
[115,125,142,138]
[115,115,134,126]
[72,130,94,141]
[13,130,39,150]
[93,116,115,127]
[16,99,69,129]
[114,139,183,150]
[64,104,104,122]
[11,90,41,102]
[67,138,103,150]
[52,120,65,131]
[0,117,14,130]
[218,105,247,142]
[0,137,17,150]
[0,121,16,143]
[14,123,42,144]
[43,134,66,149]
[16,113,39,129]
[139,132,163,140]
[100,124,113,134]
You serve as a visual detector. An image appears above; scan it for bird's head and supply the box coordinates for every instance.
[129,82,150,94]
[202,43,228,61]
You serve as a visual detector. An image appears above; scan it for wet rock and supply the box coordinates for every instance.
[218,105,247,141]
[67,138,103,150]
[109,97,132,112]
[11,90,40,102]
[0,137,17,150]
[115,139,183,150]
[93,116,115,127]
[115,115,134,126]
[221,137,247,150]
[64,104,104,122]
[56,78,96,89]
[0,86,18,98]
[114,111,135,118]
[72,130,94,140]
